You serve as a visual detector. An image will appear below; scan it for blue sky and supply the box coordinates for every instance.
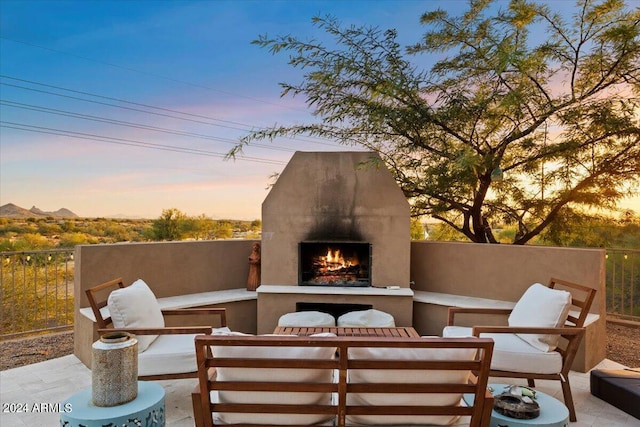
[1,0,638,219]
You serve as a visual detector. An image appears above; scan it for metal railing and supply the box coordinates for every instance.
[0,247,638,339]
[606,248,640,322]
[0,249,74,339]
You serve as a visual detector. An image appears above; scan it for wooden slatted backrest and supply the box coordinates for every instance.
[548,278,596,374]
[85,277,125,329]
[343,337,493,427]
[548,277,597,328]
[194,335,494,427]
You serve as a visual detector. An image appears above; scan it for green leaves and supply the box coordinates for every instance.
[237,0,640,245]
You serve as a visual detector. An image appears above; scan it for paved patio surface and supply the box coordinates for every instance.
[0,355,636,426]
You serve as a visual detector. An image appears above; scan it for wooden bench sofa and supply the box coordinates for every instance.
[192,335,494,427]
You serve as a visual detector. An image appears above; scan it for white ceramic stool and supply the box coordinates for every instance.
[277,311,336,327]
[337,309,395,327]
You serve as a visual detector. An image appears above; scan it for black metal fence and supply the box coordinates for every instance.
[1,247,638,339]
[0,249,74,339]
[606,248,640,321]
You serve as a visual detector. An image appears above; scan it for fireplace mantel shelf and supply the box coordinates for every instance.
[257,285,414,297]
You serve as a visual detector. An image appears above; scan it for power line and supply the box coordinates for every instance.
[1,74,256,131]
[0,75,340,147]
[0,81,256,132]
[0,121,287,166]
[0,37,310,114]
[1,100,296,153]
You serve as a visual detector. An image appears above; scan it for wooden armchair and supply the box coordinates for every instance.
[86,277,227,380]
[444,278,596,422]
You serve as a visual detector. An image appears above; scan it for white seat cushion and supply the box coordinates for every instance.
[346,341,476,425]
[337,309,395,327]
[139,329,253,377]
[137,333,198,376]
[443,326,563,374]
[213,343,336,425]
[278,311,335,327]
[508,283,572,352]
[107,279,165,352]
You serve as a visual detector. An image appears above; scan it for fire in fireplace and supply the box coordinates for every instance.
[299,241,371,286]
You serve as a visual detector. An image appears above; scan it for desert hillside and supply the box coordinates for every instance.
[0,203,78,218]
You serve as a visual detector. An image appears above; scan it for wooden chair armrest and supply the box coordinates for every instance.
[162,308,227,327]
[98,326,213,335]
[161,308,226,315]
[472,325,585,336]
[161,308,227,327]
[447,307,512,326]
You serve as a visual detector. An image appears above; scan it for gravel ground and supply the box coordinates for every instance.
[1,323,639,371]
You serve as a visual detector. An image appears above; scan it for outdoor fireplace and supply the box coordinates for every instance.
[299,241,371,286]
[257,151,414,333]
[260,151,410,287]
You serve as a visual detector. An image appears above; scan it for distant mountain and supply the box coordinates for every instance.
[0,203,78,218]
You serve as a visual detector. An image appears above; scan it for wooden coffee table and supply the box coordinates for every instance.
[273,326,420,338]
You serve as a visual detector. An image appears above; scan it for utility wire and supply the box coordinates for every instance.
[0,37,310,113]
[1,74,256,130]
[0,75,339,147]
[0,82,257,132]
[1,100,296,153]
[0,121,287,165]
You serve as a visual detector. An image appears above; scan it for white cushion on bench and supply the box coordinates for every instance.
[443,326,563,374]
[137,333,198,377]
[213,341,336,425]
[278,311,335,327]
[346,342,476,425]
[138,327,248,377]
[337,309,395,327]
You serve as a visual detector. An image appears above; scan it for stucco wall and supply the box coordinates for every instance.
[73,240,258,366]
[410,241,606,371]
[73,239,607,372]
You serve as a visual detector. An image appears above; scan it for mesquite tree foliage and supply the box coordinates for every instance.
[232,0,640,244]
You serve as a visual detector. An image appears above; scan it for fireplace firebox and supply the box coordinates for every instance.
[299,241,371,286]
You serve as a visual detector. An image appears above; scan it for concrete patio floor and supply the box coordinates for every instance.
[0,355,636,426]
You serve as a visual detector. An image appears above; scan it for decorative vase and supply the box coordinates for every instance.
[91,331,138,407]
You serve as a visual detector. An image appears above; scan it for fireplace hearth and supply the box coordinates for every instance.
[299,241,371,286]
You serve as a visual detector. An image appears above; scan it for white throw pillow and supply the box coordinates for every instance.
[346,342,476,425]
[508,283,572,352]
[278,311,335,327]
[107,279,165,352]
[214,342,336,425]
[337,309,395,327]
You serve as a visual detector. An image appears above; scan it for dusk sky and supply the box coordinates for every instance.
[1,0,638,219]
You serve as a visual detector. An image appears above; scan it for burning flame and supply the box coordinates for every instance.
[321,249,359,271]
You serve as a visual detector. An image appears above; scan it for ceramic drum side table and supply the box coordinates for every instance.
[60,381,165,427]
[464,383,569,427]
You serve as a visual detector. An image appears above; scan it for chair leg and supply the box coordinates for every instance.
[560,377,577,422]
[191,388,204,427]
[527,378,535,387]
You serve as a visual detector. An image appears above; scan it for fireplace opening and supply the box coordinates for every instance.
[296,302,373,320]
[299,241,371,286]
